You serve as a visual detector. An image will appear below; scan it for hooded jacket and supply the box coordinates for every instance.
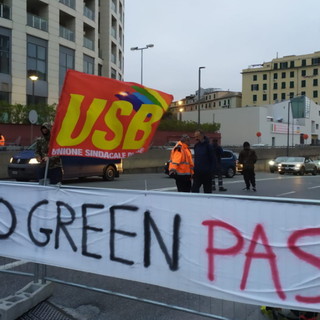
[238,143,257,170]
[169,141,194,176]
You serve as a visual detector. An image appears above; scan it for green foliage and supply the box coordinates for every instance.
[0,102,56,124]
[158,118,220,133]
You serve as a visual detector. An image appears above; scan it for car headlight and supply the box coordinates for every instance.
[295,163,301,168]
[28,158,40,164]
[9,157,13,163]
[269,160,275,165]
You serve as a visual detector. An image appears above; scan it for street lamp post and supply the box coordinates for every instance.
[28,71,38,105]
[197,66,205,125]
[131,44,154,85]
[179,107,184,121]
[287,100,291,156]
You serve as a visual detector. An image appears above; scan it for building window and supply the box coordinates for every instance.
[263,83,267,90]
[314,69,318,76]
[281,93,286,100]
[301,70,306,76]
[111,67,116,79]
[314,79,318,86]
[274,63,278,70]
[281,72,286,78]
[251,84,259,91]
[253,95,257,102]
[59,46,75,91]
[273,82,278,90]
[290,61,295,68]
[290,81,294,88]
[273,93,278,101]
[253,75,257,81]
[301,91,306,96]
[263,74,267,80]
[263,94,267,101]
[289,92,294,98]
[312,58,320,65]
[280,62,288,69]
[27,36,47,81]
[273,73,278,80]
[281,82,286,89]
[313,91,318,98]
[83,54,94,74]
[0,34,10,74]
[0,91,9,103]
[302,59,306,67]
[290,71,294,78]
[301,80,306,87]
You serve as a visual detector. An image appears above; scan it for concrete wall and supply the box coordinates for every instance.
[2,146,320,179]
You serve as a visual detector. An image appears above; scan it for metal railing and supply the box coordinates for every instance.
[0,3,10,19]
[27,13,48,32]
[59,26,75,42]
[59,0,75,9]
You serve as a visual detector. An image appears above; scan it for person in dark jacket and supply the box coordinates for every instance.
[191,130,215,193]
[238,141,257,191]
[212,139,227,191]
[35,122,63,184]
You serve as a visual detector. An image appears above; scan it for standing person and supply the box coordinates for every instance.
[212,139,227,191]
[35,122,63,184]
[0,133,5,146]
[191,130,215,193]
[238,141,257,191]
[168,135,194,192]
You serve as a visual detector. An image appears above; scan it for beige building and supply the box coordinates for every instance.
[0,0,124,105]
[170,89,242,120]
[242,51,320,107]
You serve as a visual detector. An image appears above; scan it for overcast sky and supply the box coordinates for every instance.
[124,0,320,101]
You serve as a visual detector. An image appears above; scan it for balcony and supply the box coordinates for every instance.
[84,6,94,21]
[27,13,48,32]
[0,3,11,19]
[59,0,75,9]
[60,26,74,42]
[83,37,94,50]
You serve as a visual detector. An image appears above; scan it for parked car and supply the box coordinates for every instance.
[278,156,317,175]
[8,142,123,182]
[164,149,237,178]
[268,156,289,173]
[233,152,243,174]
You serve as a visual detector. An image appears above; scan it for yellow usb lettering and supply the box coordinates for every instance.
[56,94,106,146]
[123,104,163,149]
[92,101,132,150]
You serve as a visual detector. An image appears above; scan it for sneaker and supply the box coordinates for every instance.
[219,187,227,191]
[252,187,256,192]
[242,187,250,190]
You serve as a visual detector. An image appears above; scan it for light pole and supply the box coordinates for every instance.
[28,71,38,105]
[131,44,154,85]
[287,100,291,156]
[179,107,184,121]
[197,66,205,125]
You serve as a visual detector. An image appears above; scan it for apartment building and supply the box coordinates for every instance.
[0,0,124,106]
[242,51,320,107]
[170,89,242,118]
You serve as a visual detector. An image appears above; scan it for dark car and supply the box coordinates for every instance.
[8,142,123,182]
[278,156,317,175]
[268,156,289,173]
[164,149,237,178]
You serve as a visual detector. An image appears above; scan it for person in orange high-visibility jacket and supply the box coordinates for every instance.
[0,133,5,146]
[168,134,194,192]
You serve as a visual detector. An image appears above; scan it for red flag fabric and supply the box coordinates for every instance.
[49,70,173,159]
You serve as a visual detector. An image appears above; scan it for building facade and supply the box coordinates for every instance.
[242,51,320,107]
[180,97,320,147]
[0,0,124,106]
[170,89,242,120]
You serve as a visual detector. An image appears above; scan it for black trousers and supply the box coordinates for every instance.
[192,172,212,193]
[174,175,192,192]
[38,166,63,184]
[243,168,256,188]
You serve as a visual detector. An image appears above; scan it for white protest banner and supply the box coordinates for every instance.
[0,181,320,312]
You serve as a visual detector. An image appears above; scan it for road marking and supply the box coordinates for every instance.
[276,191,296,197]
[308,185,320,189]
[0,260,28,270]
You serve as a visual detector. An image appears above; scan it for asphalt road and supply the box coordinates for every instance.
[2,172,320,320]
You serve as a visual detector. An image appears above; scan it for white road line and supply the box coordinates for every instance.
[0,260,28,270]
[308,185,320,189]
[276,191,296,197]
